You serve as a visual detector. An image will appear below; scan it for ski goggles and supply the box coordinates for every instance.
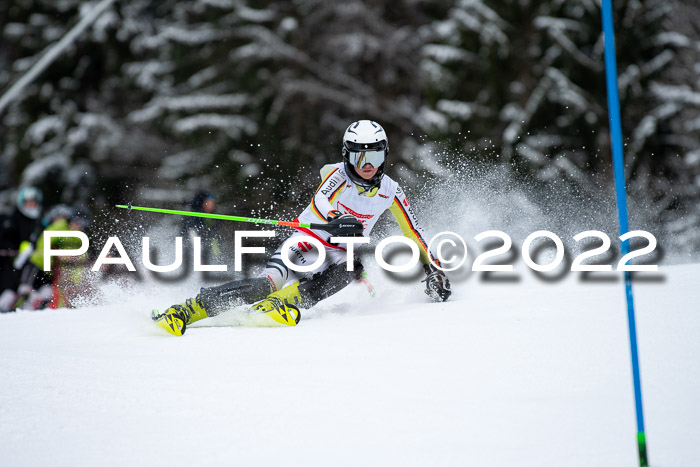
[344,141,386,168]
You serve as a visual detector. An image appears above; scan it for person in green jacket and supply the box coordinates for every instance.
[15,207,89,310]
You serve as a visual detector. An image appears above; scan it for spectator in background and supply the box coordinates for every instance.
[51,207,92,309]
[0,187,43,312]
[12,206,89,311]
[181,190,220,260]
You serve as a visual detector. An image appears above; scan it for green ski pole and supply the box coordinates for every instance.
[115,204,333,232]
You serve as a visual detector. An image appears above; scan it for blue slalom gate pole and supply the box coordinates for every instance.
[600,1,648,465]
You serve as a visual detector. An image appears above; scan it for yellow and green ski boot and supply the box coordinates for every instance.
[251,282,303,326]
[151,295,208,336]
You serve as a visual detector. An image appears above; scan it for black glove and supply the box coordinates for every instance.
[325,211,363,237]
[422,263,451,302]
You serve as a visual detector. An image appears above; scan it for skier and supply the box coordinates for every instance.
[153,120,451,336]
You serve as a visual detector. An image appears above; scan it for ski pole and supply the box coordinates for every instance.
[115,204,334,232]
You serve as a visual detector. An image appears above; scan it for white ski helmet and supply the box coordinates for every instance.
[342,120,389,188]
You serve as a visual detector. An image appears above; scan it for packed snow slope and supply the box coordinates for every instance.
[1,263,698,467]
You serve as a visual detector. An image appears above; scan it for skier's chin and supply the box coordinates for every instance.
[358,169,377,180]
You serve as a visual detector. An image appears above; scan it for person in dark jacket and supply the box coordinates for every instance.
[0,187,43,312]
[180,190,220,258]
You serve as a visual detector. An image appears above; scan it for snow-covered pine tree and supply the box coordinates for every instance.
[648,0,700,253]
[1,0,697,254]
[124,0,439,216]
[0,0,170,209]
[422,1,682,185]
[420,0,697,252]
